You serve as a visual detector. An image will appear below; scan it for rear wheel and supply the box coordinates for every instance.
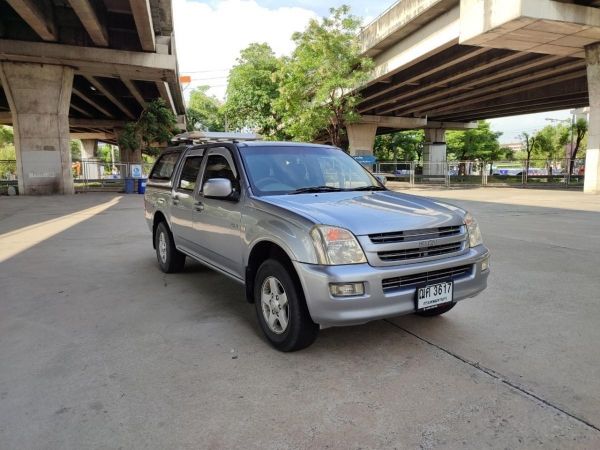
[254,259,318,351]
[416,302,456,317]
[155,221,186,273]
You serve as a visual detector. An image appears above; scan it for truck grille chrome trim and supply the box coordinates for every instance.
[377,242,464,262]
[369,226,463,244]
[381,265,473,292]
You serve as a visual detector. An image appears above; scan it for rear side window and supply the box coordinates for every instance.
[178,156,203,191]
[150,152,180,180]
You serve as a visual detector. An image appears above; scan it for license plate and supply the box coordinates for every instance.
[416,281,453,311]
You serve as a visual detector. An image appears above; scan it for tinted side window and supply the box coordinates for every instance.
[149,152,179,180]
[202,154,237,186]
[178,156,203,191]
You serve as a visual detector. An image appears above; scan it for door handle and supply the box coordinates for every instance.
[194,201,204,212]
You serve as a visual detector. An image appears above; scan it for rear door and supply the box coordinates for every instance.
[193,145,244,279]
[170,149,204,253]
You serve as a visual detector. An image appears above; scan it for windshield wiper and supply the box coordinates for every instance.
[288,186,345,195]
[346,185,387,191]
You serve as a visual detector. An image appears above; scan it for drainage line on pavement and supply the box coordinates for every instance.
[383,319,600,434]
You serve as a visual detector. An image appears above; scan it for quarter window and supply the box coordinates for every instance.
[178,156,203,191]
[149,152,179,180]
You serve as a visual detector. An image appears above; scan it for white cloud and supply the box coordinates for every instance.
[173,0,317,101]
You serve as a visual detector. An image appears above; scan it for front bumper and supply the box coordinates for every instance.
[293,246,490,328]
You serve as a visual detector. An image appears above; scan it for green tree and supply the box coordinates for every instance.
[0,125,13,146]
[275,6,373,147]
[519,132,540,181]
[446,121,502,162]
[70,140,82,161]
[224,43,283,137]
[374,130,424,161]
[186,86,225,132]
[569,118,588,174]
[118,99,178,160]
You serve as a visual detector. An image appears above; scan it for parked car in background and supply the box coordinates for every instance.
[144,132,490,351]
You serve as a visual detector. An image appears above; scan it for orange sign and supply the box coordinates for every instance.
[179,75,191,84]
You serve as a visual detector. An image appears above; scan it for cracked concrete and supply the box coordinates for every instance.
[0,188,599,449]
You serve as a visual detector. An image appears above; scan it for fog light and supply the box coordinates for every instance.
[481,257,490,272]
[329,282,365,297]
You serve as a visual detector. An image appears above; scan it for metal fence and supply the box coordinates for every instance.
[0,159,154,194]
[0,160,18,195]
[374,159,586,188]
[73,160,153,191]
[0,158,589,194]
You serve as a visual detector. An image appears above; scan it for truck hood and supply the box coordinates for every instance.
[260,191,466,236]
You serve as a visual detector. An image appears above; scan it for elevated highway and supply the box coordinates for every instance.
[352,0,600,193]
[0,0,185,194]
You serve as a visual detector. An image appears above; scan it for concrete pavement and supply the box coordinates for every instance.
[0,189,599,449]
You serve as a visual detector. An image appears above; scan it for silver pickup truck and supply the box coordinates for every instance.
[144,133,490,351]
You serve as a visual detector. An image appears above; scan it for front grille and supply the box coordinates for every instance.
[378,242,463,262]
[369,226,463,244]
[382,264,473,292]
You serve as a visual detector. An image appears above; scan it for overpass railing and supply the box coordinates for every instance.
[374,159,586,188]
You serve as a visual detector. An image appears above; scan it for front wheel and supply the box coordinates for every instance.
[416,302,456,317]
[254,259,318,352]
[155,221,186,273]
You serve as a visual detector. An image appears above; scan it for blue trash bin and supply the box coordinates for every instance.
[124,177,135,194]
[137,178,147,194]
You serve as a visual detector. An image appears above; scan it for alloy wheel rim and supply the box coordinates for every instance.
[158,231,167,263]
[261,276,289,334]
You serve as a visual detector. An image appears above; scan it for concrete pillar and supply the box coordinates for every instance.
[81,139,97,160]
[423,128,447,176]
[0,62,74,195]
[347,123,377,156]
[584,43,600,194]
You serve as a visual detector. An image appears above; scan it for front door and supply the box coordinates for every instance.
[193,147,244,279]
[170,154,203,254]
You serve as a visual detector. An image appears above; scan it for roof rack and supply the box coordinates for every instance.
[172,131,262,144]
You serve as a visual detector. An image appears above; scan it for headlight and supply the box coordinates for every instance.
[464,212,483,247]
[310,225,367,265]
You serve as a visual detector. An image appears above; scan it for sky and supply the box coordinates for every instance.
[172,0,577,144]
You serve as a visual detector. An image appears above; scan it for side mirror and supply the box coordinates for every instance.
[203,178,233,198]
[375,174,387,186]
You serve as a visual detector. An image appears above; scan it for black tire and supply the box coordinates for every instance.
[254,259,318,352]
[155,221,186,273]
[416,302,456,317]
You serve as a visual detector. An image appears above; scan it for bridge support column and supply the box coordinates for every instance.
[81,139,97,160]
[585,43,600,194]
[0,62,74,195]
[347,123,377,156]
[423,128,447,176]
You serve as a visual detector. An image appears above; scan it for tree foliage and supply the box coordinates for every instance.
[186,86,224,132]
[224,43,283,137]
[374,130,424,161]
[446,121,503,161]
[274,6,373,147]
[0,125,13,146]
[119,99,178,158]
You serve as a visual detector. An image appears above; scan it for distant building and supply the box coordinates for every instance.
[503,142,524,152]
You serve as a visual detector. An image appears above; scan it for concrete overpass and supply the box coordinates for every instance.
[0,0,185,194]
[351,0,600,193]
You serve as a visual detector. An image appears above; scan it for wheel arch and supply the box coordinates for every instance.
[152,211,168,249]
[245,240,301,304]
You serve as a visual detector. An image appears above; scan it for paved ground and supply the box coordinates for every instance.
[0,188,599,449]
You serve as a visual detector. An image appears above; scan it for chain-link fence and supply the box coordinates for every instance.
[375,159,586,188]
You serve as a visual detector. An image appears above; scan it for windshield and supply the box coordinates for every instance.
[239,145,384,196]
